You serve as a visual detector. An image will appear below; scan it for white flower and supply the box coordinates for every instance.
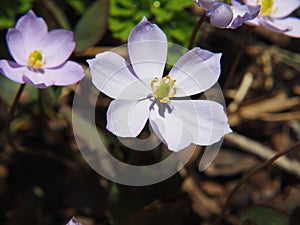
[87,17,232,152]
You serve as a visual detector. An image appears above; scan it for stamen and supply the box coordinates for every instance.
[28,50,46,69]
[150,75,177,103]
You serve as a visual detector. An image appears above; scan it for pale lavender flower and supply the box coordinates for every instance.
[244,0,300,38]
[66,217,82,225]
[0,10,84,88]
[88,17,231,152]
[195,0,261,28]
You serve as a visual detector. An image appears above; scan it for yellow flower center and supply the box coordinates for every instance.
[150,75,177,103]
[259,0,277,16]
[28,50,46,69]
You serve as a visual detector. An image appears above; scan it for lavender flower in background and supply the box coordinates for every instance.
[195,0,261,28]
[0,10,84,88]
[66,217,82,225]
[244,0,300,38]
[88,17,231,152]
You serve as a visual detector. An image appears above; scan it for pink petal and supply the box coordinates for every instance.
[44,61,84,86]
[15,10,48,55]
[6,29,27,65]
[0,60,26,83]
[88,51,151,100]
[128,17,167,80]
[272,0,300,18]
[22,69,54,88]
[169,47,222,97]
[106,99,150,137]
[38,30,75,68]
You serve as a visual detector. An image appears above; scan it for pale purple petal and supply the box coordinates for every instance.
[272,0,300,18]
[22,70,55,88]
[272,17,300,38]
[88,51,151,100]
[106,99,150,137]
[169,47,222,97]
[43,61,84,86]
[149,101,193,152]
[6,29,27,65]
[209,3,233,28]
[0,60,26,83]
[171,100,232,146]
[15,10,48,55]
[229,4,261,28]
[38,29,75,68]
[128,17,167,80]
[259,17,292,33]
[195,0,221,11]
[245,17,260,26]
[66,217,82,225]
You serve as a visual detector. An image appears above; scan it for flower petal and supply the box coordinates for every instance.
[0,60,26,83]
[38,29,75,67]
[149,101,193,152]
[66,217,82,225]
[128,17,167,79]
[272,0,300,18]
[209,3,233,28]
[271,17,300,38]
[15,10,48,55]
[22,69,55,88]
[43,61,84,86]
[229,3,261,28]
[88,51,151,100]
[169,47,222,97]
[171,100,232,146]
[6,29,27,65]
[195,0,221,11]
[106,99,151,137]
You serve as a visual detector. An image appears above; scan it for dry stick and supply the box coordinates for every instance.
[188,14,206,50]
[5,83,26,150]
[214,140,300,225]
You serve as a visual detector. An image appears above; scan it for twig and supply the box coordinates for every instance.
[188,14,206,50]
[214,138,300,225]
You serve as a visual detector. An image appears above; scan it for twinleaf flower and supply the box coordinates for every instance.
[0,10,84,88]
[195,0,261,28]
[244,0,300,38]
[88,17,232,152]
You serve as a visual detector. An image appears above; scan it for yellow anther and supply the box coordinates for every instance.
[259,0,277,16]
[150,75,177,103]
[28,50,46,69]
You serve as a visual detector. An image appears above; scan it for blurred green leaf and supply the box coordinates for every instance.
[74,0,109,52]
[243,205,289,225]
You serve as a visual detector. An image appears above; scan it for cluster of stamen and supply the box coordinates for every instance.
[28,50,46,69]
[259,0,277,16]
[150,75,177,103]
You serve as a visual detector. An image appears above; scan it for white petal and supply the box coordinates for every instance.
[128,17,167,80]
[149,101,193,152]
[88,51,151,100]
[171,100,232,145]
[169,48,222,97]
[272,0,300,18]
[273,17,300,38]
[107,99,151,137]
[22,69,55,88]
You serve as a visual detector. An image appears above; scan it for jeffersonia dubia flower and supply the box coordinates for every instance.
[88,17,232,152]
[0,10,84,88]
[66,217,82,225]
[244,0,300,38]
[195,0,261,28]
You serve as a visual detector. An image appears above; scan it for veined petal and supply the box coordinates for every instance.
[44,61,84,86]
[0,60,26,83]
[169,47,222,97]
[272,0,300,18]
[88,51,151,100]
[15,10,48,55]
[22,69,55,88]
[38,30,75,68]
[272,17,300,38]
[128,17,167,80]
[149,101,193,152]
[106,99,151,137]
[229,3,261,28]
[171,100,232,146]
[6,29,27,65]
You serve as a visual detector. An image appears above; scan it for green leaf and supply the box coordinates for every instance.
[165,0,193,11]
[242,205,289,225]
[74,0,109,52]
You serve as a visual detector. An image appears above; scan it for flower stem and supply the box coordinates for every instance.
[214,140,300,225]
[188,14,206,50]
[5,83,26,149]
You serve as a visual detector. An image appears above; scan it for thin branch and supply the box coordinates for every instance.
[188,14,206,50]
